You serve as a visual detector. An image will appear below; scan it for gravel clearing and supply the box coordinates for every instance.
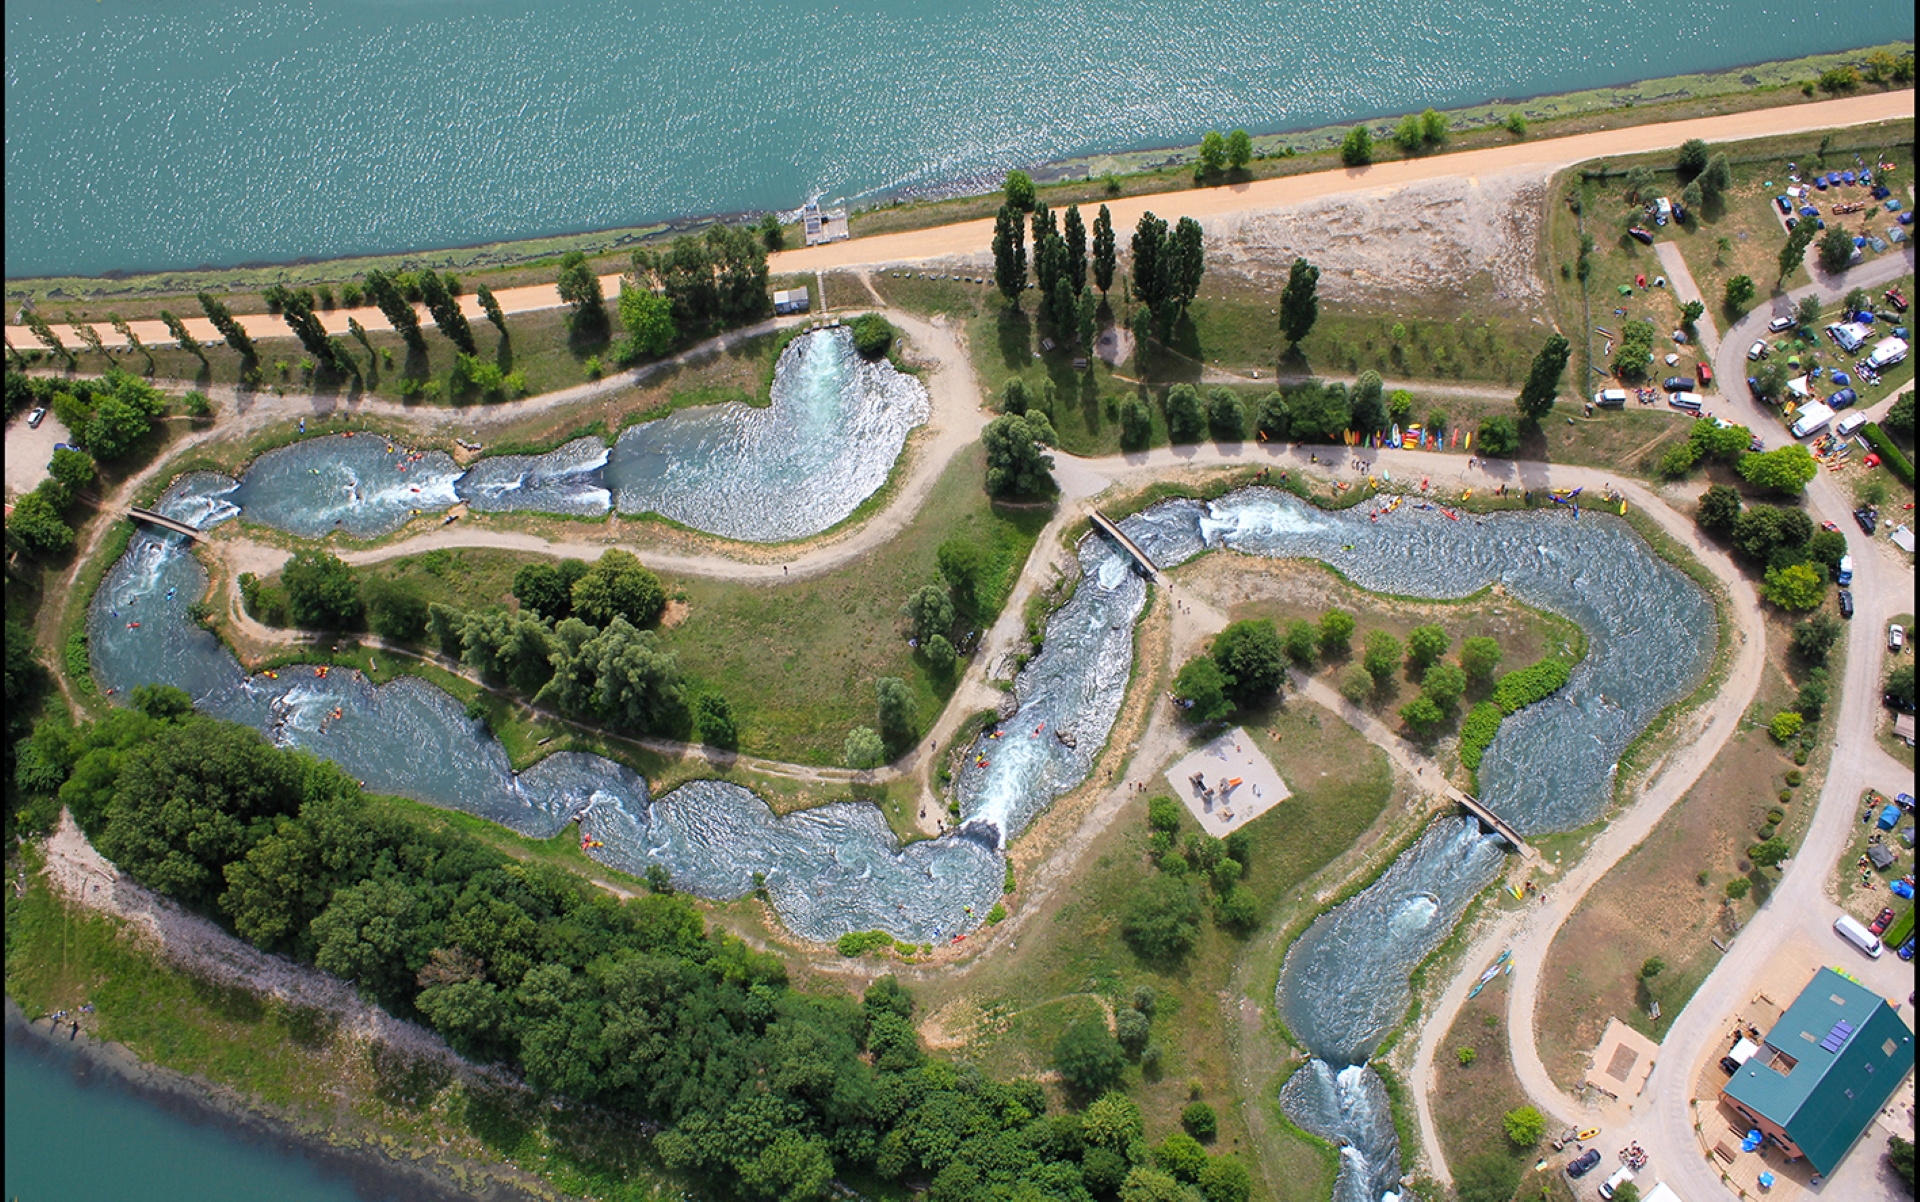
[1208,171,1550,309]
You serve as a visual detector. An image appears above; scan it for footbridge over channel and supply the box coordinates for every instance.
[127,506,205,541]
[1089,510,1156,578]
[1448,788,1534,857]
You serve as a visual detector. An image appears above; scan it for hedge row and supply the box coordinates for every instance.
[1457,702,1505,771]
[1490,657,1573,715]
[1862,422,1914,487]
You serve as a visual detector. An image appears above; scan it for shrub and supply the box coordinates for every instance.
[1155,1133,1208,1183]
[1457,702,1504,770]
[835,929,892,957]
[1181,1101,1218,1141]
[1122,876,1204,966]
[1283,619,1318,666]
[1338,663,1374,703]
[1147,795,1183,834]
[1054,1018,1126,1096]
[1116,1007,1151,1056]
[986,902,1006,924]
[1726,877,1752,899]
[1457,1046,1477,1066]
[1785,769,1803,787]
[1502,1105,1547,1146]
[1318,609,1355,657]
[1769,711,1805,743]
[850,312,895,359]
[1490,658,1571,713]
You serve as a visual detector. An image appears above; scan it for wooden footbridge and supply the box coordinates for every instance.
[1089,510,1156,578]
[1448,787,1533,855]
[127,506,205,541]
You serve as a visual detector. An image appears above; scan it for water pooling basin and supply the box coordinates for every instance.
[208,329,928,545]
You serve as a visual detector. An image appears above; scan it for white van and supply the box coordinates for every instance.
[1594,389,1628,408]
[1600,1166,1636,1199]
[1669,391,1704,411]
[1791,402,1835,439]
[1835,913,1885,958]
[1835,411,1869,438]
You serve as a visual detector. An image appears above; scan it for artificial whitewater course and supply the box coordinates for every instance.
[225,328,929,543]
[92,382,1713,1200]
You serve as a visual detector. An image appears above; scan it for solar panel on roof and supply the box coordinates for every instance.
[1818,1019,1855,1054]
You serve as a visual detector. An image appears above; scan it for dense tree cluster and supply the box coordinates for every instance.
[16,702,1254,1202]
[626,225,773,347]
[1130,212,1205,341]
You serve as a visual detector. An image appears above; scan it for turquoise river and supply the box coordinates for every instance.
[4,0,1912,277]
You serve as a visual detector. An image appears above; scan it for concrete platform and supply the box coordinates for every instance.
[1586,1017,1659,1102]
[1164,727,1290,838]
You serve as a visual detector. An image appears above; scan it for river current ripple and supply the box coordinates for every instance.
[92,481,1709,1199]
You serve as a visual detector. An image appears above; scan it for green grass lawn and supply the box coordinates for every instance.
[266,442,1047,768]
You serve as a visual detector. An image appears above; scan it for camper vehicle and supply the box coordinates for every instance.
[1594,389,1628,408]
[1790,402,1834,438]
[1836,411,1869,437]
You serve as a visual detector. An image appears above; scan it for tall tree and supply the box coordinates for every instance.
[1063,205,1088,295]
[1003,169,1036,211]
[197,291,257,360]
[21,309,73,368]
[1131,213,1169,322]
[65,311,109,360]
[1278,258,1320,347]
[476,284,508,335]
[556,251,606,327]
[361,271,425,351]
[160,311,205,364]
[1170,217,1205,311]
[1226,128,1253,171]
[1197,130,1227,180]
[991,204,1027,304]
[1777,221,1817,281]
[418,269,475,353]
[280,293,341,373]
[347,316,375,359]
[110,316,155,374]
[1515,334,1570,421]
[1091,205,1117,294]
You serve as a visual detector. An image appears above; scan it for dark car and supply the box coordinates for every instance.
[1662,376,1691,392]
[1567,1150,1604,1179]
[1776,195,1793,214]
[1628,227,1655,245]
[1839,589,1854,619]
[1871,908,1896,936]
[1855,507,1880,534]
[1888,692,1918,714]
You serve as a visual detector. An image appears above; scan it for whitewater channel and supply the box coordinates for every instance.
[93,468,1709,1200]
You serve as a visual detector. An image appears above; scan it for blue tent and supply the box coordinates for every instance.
[1881,805,1901,830]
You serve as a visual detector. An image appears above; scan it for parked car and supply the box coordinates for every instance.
[1749,434,1766,452]
[1628,227,1654,245]
[1697,361,1713,385]
[1871,908,1897,936]
[1785,216,1799,231]
[1889,287,1910,312]
[1776,195,1793,214]
[1662,376,1691,392]
[1854,506,1879,534]
[1567,1150,1604,1179]
[26,406,46,428]
[1839,589,1855,619]
[1887,691,1917,714]
[1891,624,1906,652]
[1748,339,1770,360]
[1768,315,1796,332]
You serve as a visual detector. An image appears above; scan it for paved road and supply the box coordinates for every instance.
[33,92,1912,353]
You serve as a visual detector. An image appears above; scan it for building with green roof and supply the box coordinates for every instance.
[1719,966,1914,1174]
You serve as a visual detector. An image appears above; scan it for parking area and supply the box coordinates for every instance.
[4,407,68,499]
